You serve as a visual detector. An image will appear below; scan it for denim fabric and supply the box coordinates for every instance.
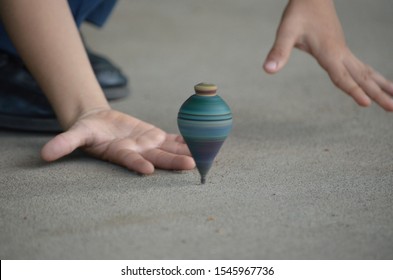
[0,0,117,55]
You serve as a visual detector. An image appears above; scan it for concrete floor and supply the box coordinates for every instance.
[1,0,392,259]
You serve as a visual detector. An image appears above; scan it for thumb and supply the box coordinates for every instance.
[263,26,297,74]
[41,125,87,162]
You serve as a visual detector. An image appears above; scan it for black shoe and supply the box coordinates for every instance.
[81,32,130,100]
[87,48,130,100]
[88,50,128,87]
[0,53,61,132]
[0,49,129,132]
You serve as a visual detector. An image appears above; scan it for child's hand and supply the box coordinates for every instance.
[263,0,393,111]
[41,109,196,174]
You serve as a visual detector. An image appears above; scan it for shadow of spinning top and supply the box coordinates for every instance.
[177,83,232,184]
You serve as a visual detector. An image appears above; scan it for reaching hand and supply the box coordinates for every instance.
[263,0,393,111]
[41,109,195,174]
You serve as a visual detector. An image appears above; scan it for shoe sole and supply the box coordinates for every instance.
[0,114,61,132]
[103,86,130,100]
[0,87,130,133]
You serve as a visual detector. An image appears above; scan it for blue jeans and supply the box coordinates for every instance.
[0,0,117,55]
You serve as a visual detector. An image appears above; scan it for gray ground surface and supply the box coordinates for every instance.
[1,0,392,259]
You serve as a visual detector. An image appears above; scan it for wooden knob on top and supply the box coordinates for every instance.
[194,83,218,96]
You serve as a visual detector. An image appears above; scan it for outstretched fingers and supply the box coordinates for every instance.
[326,61,372,107]
[142,148,195,171]
[371,71,393,97]
[344,58,393,111]
[106,147,194,174]
[109,148,155,174]
[100,134,195,174]
[160,134,192,156]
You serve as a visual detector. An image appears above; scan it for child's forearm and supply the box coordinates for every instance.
[0,0,110,129]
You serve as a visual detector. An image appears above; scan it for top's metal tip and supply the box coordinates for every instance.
[201,177,206,184]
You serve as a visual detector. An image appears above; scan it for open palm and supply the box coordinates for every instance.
[41,109,195,174]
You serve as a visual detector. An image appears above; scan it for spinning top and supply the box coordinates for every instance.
[177,83,232,184]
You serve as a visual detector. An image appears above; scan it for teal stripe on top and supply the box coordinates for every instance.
[179,95,232,117]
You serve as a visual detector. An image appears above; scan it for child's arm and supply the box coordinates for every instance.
[0,0,109,128]
[0,0,195,173]
[264,0,393,111]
